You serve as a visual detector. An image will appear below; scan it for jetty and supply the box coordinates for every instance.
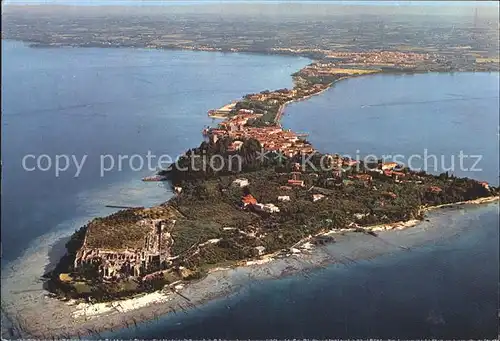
[207,102,237,118]
[105,205,143,209]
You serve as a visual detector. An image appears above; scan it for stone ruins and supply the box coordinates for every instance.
[74,219,175,279]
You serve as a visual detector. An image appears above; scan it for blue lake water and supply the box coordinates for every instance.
[1,40,498,339]
[1,40,309,264]
[283,72,500,185]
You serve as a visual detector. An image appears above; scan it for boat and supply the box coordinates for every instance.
[142,175,168,182]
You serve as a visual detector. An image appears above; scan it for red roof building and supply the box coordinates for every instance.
[343,159,359,167]
[381,162,400,170]
[353,174,372,182]
[479,181,489,189]
[242,194,258,206]
[288,179,305,187]
[428,186,442,193]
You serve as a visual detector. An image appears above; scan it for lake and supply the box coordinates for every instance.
[1,40,498,339]
[1,40,309,264]
[283,72,499,185]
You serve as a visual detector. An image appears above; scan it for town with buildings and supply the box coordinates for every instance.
[206,116,315,157]
[202,51,434,158]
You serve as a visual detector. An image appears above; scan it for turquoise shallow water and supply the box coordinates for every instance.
[2,40,498,339]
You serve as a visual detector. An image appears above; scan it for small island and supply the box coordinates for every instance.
[45,51,499,304]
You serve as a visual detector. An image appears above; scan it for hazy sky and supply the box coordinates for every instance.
[3,0,499,6]
[3,1,497,22]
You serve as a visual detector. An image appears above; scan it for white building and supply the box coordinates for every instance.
[231,140,244,150]
[255,246,266,255]
[232,178,249,187]
[264,203,280,213]
[254,203,280,213]
[312,194,325,202]
[278,195,290,202]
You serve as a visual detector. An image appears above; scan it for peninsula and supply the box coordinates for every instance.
[44,50,499,307]
[2,3,499,339]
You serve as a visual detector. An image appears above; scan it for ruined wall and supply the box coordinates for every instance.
[74,218,175,279]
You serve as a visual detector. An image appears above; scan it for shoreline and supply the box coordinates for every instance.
[207,76,346,123]
[421,195,499,212]
[2,197,497,339]
[274,78,344,124]
[4,39,498,74]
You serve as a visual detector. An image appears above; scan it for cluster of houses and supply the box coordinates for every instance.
[233,178,281,214]
[207,110,316,156]
[228,159,495,220]
[204,75,332,158]
[245,89,299,102]
[218,111,261,131]
[323,158,424,189]
[233,175,325,213]
[277,158,409,191]
[270,48,432,65]
[241,194,281,214]
[325,51,431,67]
[243,84,328,103]
[292,52,434,79]
[366,161,408,182]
